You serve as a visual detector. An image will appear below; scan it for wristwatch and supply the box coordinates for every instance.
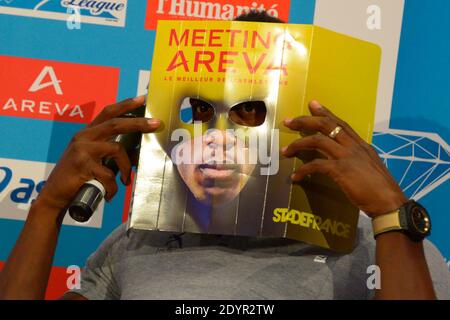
[372,200,431,241]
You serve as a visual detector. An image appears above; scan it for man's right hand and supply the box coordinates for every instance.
[36,96,160,215]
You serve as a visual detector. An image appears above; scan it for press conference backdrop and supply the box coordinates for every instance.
[0,0,448,298]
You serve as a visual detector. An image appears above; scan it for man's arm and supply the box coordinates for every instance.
[0,96,160,300]
[282,100,436,300]
[376,231,435,299]
[0,199,63,300]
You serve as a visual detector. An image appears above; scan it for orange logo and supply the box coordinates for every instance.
[0,56,119,124]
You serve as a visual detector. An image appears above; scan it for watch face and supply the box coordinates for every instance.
[411,206,431,234]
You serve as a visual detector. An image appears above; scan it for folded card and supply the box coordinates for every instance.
[130,20,381,253]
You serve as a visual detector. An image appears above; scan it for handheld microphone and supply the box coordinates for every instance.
[68,105,146,223]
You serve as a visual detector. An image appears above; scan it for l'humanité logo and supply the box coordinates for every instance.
[0,56,119,124]
[145,0,291,30]
[0,0,128,27]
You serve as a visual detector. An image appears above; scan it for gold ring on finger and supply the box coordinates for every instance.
[328,126,343,140]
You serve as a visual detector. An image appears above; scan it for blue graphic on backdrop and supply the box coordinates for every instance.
[389,0,450,264]
[373,130,450,200]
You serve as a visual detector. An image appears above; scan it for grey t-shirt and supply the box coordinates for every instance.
[71,215,450,300]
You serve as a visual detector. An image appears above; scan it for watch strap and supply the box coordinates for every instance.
[372,210,404,238]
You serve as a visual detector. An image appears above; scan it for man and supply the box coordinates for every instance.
[0,12,449,300]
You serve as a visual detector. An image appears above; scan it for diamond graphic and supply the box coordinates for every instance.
[372,129,450,200]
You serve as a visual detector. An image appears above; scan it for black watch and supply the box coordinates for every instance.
[372,200,432,241]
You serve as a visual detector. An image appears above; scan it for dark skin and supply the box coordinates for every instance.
[0,96,159,300]
[284,101,435,300]
[0,98,436,300]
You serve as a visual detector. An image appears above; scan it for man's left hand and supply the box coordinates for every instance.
[282,100,407,218]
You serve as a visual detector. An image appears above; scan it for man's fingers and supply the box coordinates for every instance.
[90,163,118,201]
[129,148,140,168]
[89,96,146,127]
[73,140,132,186]
[308,100,391,172]
[308,100,343,121]
[284,115,353,146]
[86,117,160,141]
[282,134,347,160]
[308,100,366,144]
[89,142,133,185]
[104,142,132,185]
[291,159,336,182]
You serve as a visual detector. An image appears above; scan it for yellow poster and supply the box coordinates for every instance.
[130,20,381,253]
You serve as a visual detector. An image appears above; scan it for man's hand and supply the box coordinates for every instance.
[283,100,437,300]
[0,96,162,300]
[36,96,160,215]
[282,100,407,218]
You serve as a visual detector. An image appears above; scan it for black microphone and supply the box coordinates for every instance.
[68,105,146,223]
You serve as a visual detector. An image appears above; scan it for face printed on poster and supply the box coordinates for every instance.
[130,20,381,253]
